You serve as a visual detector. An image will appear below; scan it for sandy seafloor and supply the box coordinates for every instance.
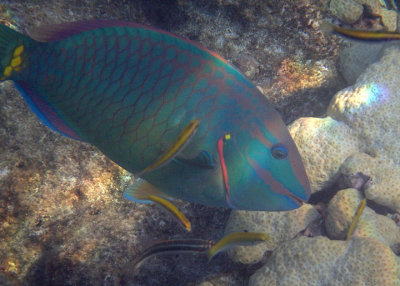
[0,0,345,285]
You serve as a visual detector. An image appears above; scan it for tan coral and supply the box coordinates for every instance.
[328,47,400,164]
[249,236,400,286]
[289,116,359,192]
[290,46,400,212]
[325,188,400,250]
[380,8,398,32]
[224,204,320,264]
[341,153,400,212]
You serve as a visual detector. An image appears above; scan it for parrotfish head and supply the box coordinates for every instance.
[222,115,311,211]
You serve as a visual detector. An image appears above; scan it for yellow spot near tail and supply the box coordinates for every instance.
[11,56,21,67]
[2,45,24,80]
[3,66,12,77]
[13,45,24,57]
[7,261,17,273]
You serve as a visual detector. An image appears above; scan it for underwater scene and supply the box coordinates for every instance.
[1,0,400,285]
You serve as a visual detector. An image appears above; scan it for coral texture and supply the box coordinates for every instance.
[289,46,400,212]
[329,0,397,31]
[249,236,400,286]
[224,204,320,264]
[325,188,400,250]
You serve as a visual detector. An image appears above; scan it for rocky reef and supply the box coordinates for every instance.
[3,0,400,285]
[226,4,400,284]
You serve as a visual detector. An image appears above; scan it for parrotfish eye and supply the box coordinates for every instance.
[271,144,288,160]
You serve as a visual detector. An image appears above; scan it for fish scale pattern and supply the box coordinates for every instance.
[17,25,262,173]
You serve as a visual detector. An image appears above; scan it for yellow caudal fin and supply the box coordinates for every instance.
[0,24,30,81]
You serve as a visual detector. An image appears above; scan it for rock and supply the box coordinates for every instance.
[325,188,400,250]
[329,0,363,24]
[358,0,382,15]
[330,0,397,31]
[224,204,320,264]
[249,236,400,286]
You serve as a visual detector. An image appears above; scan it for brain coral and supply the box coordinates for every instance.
[340,153,400,212]
[325,188,400,250]
[224,204,320,264]
[289,46,400,213]
[249,236,400,286]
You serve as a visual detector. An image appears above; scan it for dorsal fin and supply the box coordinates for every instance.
[27,20,229,64]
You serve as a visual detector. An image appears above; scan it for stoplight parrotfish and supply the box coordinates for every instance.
[0,21,311,228]
[132,232,269,271]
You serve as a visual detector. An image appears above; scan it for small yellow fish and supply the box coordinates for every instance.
[138,119,200,176]
[346,198,367,240]
[333,26,400,40]
[206,231,270,260]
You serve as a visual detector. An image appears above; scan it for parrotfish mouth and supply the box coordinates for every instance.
[287,192,305,207]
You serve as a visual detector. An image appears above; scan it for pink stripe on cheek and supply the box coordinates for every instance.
[246,152,296,199]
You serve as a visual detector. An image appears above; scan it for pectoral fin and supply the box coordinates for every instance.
[124,179,191,231]
[137,119,200,176]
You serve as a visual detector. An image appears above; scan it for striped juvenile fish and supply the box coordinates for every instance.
[132,238,214,271]
[0,21,311,227]
[132,231,269,270]
[333,25,400,40]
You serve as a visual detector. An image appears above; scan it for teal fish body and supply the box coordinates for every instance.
[0,21,310,210]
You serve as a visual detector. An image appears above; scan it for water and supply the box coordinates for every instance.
[1,0,398,285]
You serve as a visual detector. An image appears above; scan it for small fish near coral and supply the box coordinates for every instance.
[132,232,270,271]
[333,25,400,41]
[0,20,311,230]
